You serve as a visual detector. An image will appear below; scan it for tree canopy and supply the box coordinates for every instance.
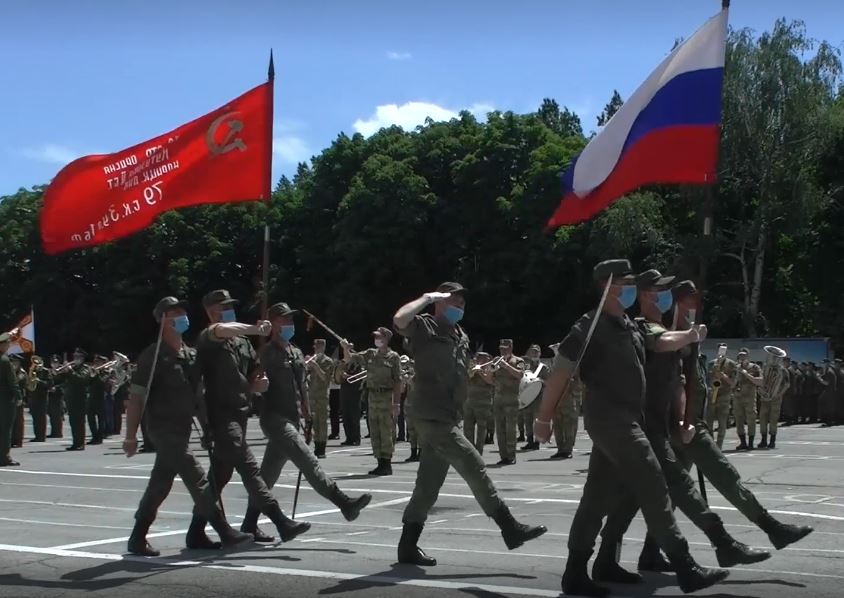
[2,20,842,358]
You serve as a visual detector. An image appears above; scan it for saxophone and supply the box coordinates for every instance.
[709,344,728,405]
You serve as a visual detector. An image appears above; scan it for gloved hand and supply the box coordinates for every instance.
[423,292,451,303]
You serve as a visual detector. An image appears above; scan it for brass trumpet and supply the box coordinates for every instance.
[346,369,367,384]
[26,356,44,392]
[472,356,503,372]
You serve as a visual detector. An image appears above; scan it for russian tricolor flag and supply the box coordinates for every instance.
[547,8,729,229]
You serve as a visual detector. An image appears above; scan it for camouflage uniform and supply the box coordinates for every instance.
[705,357,736,449]
[733,357,762,448]
[350,346,401,463]
[464,361,494,454]
[492,348,525,464]
[759,363,789,446]
[553,374,582,457]
[307,350,335,446]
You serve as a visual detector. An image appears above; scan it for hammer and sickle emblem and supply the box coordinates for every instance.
[207,111,247,156]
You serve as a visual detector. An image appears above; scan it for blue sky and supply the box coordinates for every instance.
[1,0,841,196]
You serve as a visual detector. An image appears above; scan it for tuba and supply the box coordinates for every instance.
[761,345,788,400]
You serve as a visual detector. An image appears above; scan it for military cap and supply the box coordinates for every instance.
[636,269,676,289]
[672,280,699,300]
[0,332,9,343]
[153,296,188,322]
[314,338,326,346]
[202,289,239,308]
[738,347,750,355]
[373,326,393,339]
[499,339,513,347]
[73,348,88,358]
[93,354,108,362]
[476,351,491,360]
[592,259,634,282]
[268,302,297,318]
[528,344,541,352]
[436,281,467,295]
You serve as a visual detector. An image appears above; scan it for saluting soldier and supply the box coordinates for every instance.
[55,349,91,451]
[733,348,763,450]
[393,281,546,567]
[342,327,402,476]
[534,260,727,596]
[464,352,495,454]
[306,338,335,458]
[47,355,65,438]
[123,296,253,556]
[240,302,372,543]
[27,356,52,442]
[492,339,524,465]
[0,332,22,466]
[189,289,309,549]
[549,343,581,460]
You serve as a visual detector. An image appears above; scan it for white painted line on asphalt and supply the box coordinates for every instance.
[0,543,564,597]
[0,517,136,531]
[346,531,369,536]
[0,469,149,480]
[49,496,411,550]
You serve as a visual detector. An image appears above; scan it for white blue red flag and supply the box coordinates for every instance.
[548,8,729,228]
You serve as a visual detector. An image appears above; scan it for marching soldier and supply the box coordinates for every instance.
[47,355,64,438]
[733,348,763,450]
[0,332,21,466]
[123,296,253,556]
[534,260,727,596]
[306,338,335,458]
[189,289,309,549]
[87,355,109,445]
[337,346,363,446]
[596,270,767,585]
[549,343,581,460]
[342,328,402,476]
[239,302,372,542]
[464,352,495,454]
[519,344,543,451]
[393,281,547,566]
[55,349,91,451]
[492,339,524,465]
[27,356,51,442]
[706,349,736,448]
[759,355,790,448]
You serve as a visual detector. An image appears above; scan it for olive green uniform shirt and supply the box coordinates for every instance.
[131,342,202,430]
[196,329,260,422]
[0,354,21,406]
[260,342,307,426]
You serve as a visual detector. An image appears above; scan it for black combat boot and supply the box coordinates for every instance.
[637,534,673,572]
[757,511,813,549]
[669,551,729,593]
[747,436,755,450]
[240,506,276,543]
[127,519,160,557]
[330,486,373,521]
[709,523,771,567]
[185,515,221,550]
[768,434,777,449]
[397,521,437,566]
[517,432,525,442]
[736,435,748,451]
[561,550,609,598]
[314,441,326,459]
[758,434,768,449]
[208,512,254,547]
[550,449,572,460]
[368,458,392,476]
[591,540,642,584]
[492,505,547,550]
[264,503,311,542]
[404,447,419,462]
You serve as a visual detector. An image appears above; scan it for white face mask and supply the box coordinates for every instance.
[374,339,385,349]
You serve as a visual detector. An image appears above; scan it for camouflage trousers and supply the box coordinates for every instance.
[463,399,492,454]
[368,391,395,460]
[733,393,757,439]
[310,394,329,444]
[705,393,731,448]
[493,399,519,461]
[759,397,782,437]
[520,399,539,442]
[553,392,579,455]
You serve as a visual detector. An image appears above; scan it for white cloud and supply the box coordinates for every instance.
[353,101,495,137]
[21,143,86,166]
[273,136,310,164]
[386,51,412,61]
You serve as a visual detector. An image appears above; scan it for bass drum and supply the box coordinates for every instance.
[518,375,543,409]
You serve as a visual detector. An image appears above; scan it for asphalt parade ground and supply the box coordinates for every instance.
[1,420,843,598]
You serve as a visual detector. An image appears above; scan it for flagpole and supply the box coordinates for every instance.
[261,49,275,320]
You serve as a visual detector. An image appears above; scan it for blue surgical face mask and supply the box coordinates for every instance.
[280,325,295,342]
[617,286,637,310]
[171,315,190,334]
[655,290,674,314]
[220,309,236,323]
[444,305,464,324]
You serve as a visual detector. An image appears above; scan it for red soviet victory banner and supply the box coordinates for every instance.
[40,82,273,255]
